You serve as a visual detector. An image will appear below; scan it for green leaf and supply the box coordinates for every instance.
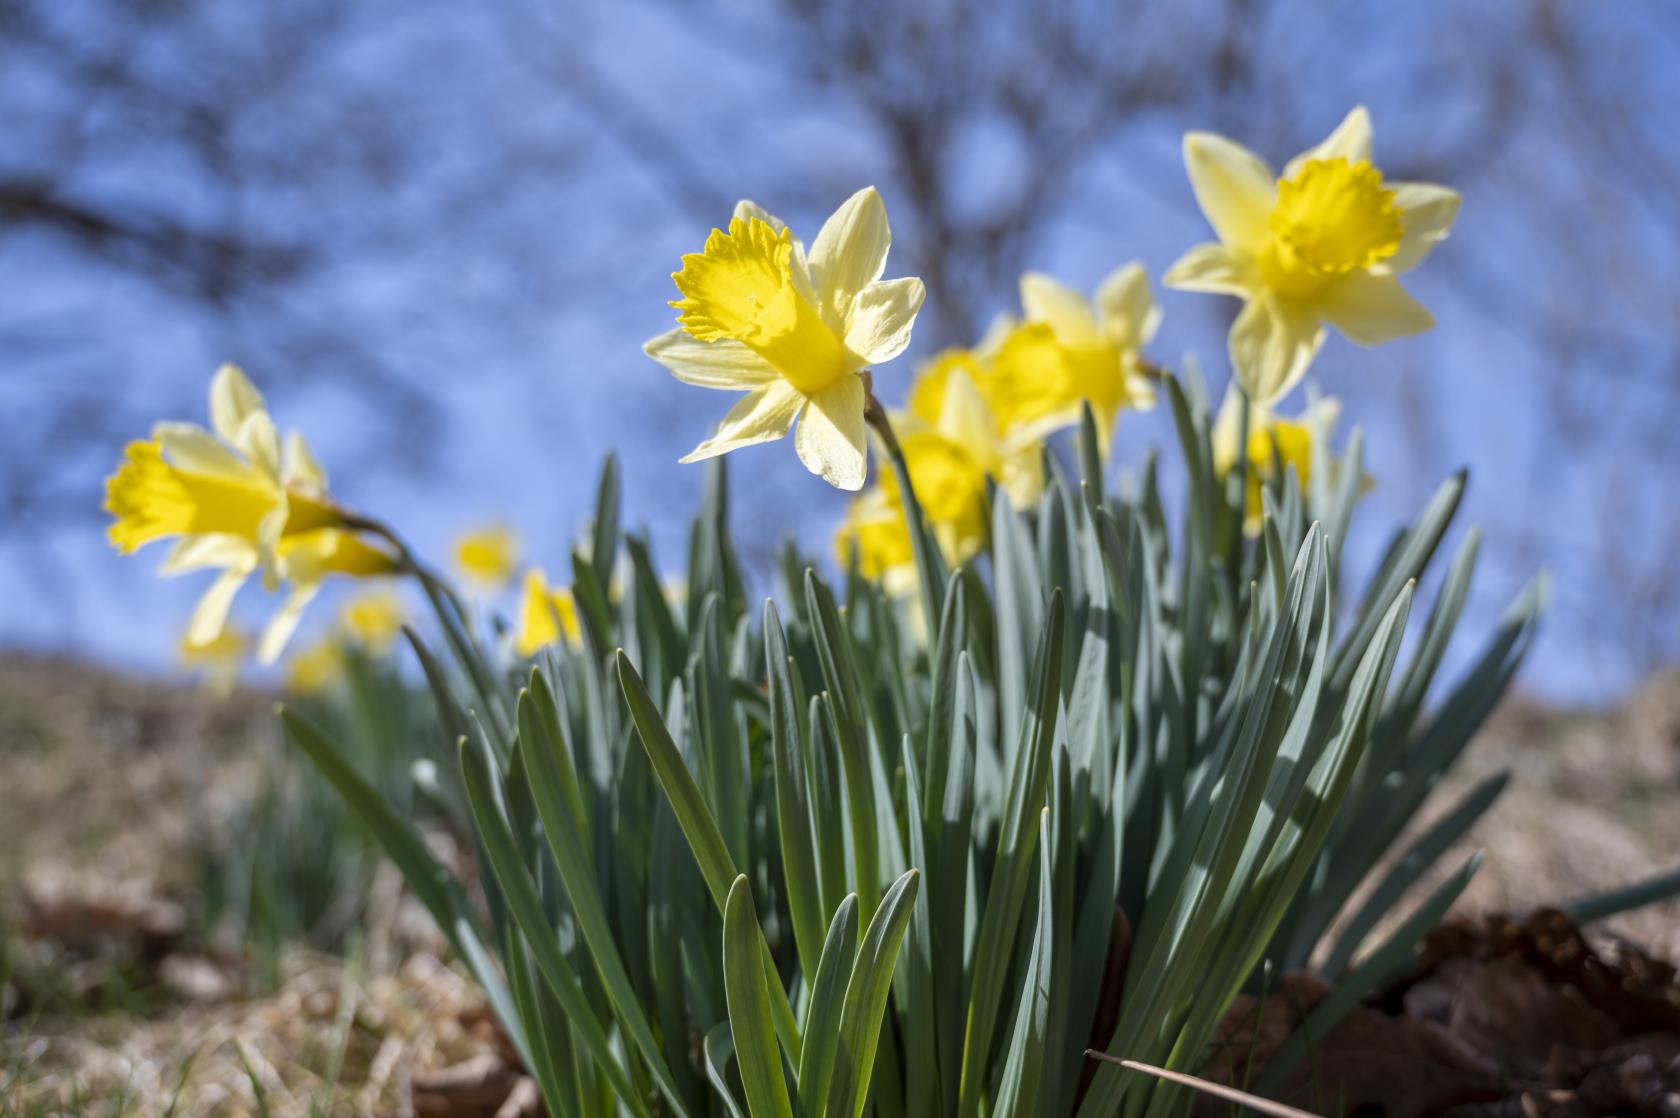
[281,708,521,1054]
[766,601,825,977]
[457,734,652,1116]
[511,679,689,1115]
[1255,853,1483,1094]
[1323,771,1507,976]
[618,650,804,1062]
[827,869,921,1118]
[798,895,861,1118]
[704,1022,751,1118]
[958,592,1065,1118]
[724,876,796,1118]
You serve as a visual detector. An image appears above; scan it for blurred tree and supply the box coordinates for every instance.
[4,0,1678,691]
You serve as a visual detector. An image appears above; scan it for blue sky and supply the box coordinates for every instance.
[4,0,1678,704]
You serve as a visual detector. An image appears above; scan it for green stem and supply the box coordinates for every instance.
[863,375,947,642]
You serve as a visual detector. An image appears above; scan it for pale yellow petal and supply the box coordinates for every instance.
[209,364,266,446]
[810,186,890,305]
[1228,294,1325,405]
[794,374,868,491]
[1381,183,1461,274]
[935,366,996,455]
[1183,131,1278,254]
[732,199,787,235]
[186,567,250,647]
[998,439,1046,510]
[162,534,258,576]
[843,276,924,366]
[680,380,805,463]
[1094,263,1162,348]
[235,411,282,480]
[284,431,328,489]
[645,329,778,389]
[153,422,252,480]
[1020,272,1100,346]
[1284,105,1374,179]
[1318,272,1434,346]
[1163,243,1260,297]
[258,584,320,664]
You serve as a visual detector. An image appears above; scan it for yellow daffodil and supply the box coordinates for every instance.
[905,352,1045,511]
[338,588,407,654]
[286,639,346,695]
[453,523,519,589]
[516,568,582,656]
[905,349,1037,510]
[987,264,1160,454]
[1165,107,1460,405]
[833,369,1001,598]
[834,485,919,598]
[104,364,396,661]
[178,626,249,698]
[1210,384,1351,534]
[646,187,925,491]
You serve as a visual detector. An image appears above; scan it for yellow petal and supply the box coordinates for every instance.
[339,588,406,652]
[809,186,890,309]
[794,374,868,491]
[516,568,580,656]
[258,583,320,664]
[732,199,787,235]
[671,217,848,393]
[1283,105,1374,180]
[680,380,805,463]
[284,431,329,490]
[843,276,924,366]
[235,410,282,481]
[161,534,258,575]
[1381,183,1460,274]
[1318,271,1434,345]
[1163,243,1259,296]
[209,364,266,447]
[734,200,819,304]
[1094,263,1161,349]
[153,422,253,480]
[1020,272,1100,346]
[186,567,251,648]
[454,523,520,587]
[1228,294,1325,405]
[645,329,778,390]
[1183,131,1278,254]
[278,528,399,582]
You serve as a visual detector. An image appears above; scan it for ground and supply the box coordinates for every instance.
[1,653,1677,1115]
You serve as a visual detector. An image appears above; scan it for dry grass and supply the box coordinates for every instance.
[2,652,1678,1112]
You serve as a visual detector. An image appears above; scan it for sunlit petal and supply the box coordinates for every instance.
[645,329,779,389]
[794,374,868,491]
[680,380,805,463]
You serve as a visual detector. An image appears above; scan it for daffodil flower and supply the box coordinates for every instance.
[516,568,582,656]
[286,638,347,695]
[834,363,1008,598]
[835,485,918,598]
[453,523,519,589]
[646,187,925,491]
[338,588,408,654]
[1210,384,1355,534]
[1165,107,1460,405]
[988,264,1161,453]
[906,350,1045,512]
[104,364,396,660]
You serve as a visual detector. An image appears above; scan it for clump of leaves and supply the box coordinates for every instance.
[288,380,1547,1117]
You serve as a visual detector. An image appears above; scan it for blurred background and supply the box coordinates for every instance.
[4,0,1678,703]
